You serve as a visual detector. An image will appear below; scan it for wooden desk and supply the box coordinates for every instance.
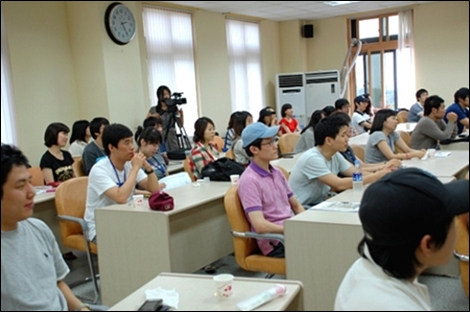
[95,182,233,306]
[402,150,469,179]
[270,153,302,173]
[396,122,417,132]
[109,273,304,311]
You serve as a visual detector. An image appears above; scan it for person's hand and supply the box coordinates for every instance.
[271,117,278,126]
[376,167,393,178]
[414,149,427,159]
[446,112,458,123]
[385,159,402,170]
[159,182,167,190]
[131,152,146,169]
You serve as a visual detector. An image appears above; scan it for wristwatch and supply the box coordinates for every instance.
[144,168,154,175]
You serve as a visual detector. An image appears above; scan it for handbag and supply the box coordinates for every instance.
[148,191,174,211]
[201,157,245,182]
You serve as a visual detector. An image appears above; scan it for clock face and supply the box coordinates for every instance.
[105,2,136,45]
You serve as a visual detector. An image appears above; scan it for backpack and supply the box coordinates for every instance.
[201,157,245,181]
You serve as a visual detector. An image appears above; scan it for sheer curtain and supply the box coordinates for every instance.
[1,4,17,145]
[226,19,263,115]
[397,10,416,110]
[142,5,198,133]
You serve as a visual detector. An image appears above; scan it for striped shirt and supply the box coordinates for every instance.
[188,142,219,179]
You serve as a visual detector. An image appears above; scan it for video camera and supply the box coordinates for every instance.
[165,92,187,108]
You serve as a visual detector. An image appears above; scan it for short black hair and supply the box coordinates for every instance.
[143,116,163,128]
[89,117,110,140]
[244,138,263,157]
[69,120,89,144]
[1,144,30,199]
[415,88,428,101]
[44,122,69,147]
[424,95,445,116]
[281,103,292,118]
[314,115,349,146]
[334,98,350,111]
[454,87,469,104]
[369,109,397,134]
[322,105,336,117]
[331,111,352,123]
[193,117,215,144]
[102,124,133,156]
[136,127,162,147]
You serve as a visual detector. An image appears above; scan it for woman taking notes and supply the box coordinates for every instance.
[365,109,426,163]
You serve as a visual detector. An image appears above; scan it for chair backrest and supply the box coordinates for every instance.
[455,212,469,298]
[225,148,235,160]
[183,157,196,182]
[351,144,365,162]
[212,136,225,153]
[465,170,469,180]
[278,133,300,155]
[397,110,408,123]
[28,166,44,186]
[73,157,85,177]
[54,177,88,243]
[224,185,285,275]
[396,130,411,153]
[274,165,290,180]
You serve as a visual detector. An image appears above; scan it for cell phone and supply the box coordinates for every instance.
[138,299,163,311]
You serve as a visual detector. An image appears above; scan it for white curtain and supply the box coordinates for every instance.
[226,19,263,115]
[1,3,17,145]
[142,5,198,132]
[397,10,416,110]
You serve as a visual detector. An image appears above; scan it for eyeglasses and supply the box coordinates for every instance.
[260,137,279,147]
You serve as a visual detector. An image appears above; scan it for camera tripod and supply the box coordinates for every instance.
[163,108,191,150]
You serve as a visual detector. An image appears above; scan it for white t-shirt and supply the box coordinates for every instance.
[288,146,351,206]
[335,245,432,311]
[84,158,147,240]
[68,140,88,158]
[351,111,372,134]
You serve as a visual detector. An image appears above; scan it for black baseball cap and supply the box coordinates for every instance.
[359,168,469,246]
[354,95,370,103]
[259,107,275,119]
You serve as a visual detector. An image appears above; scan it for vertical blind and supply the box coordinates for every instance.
[142,5,199,133]
[226,19,263,115]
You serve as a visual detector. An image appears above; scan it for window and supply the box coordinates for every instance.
[226,19,263,114]
[142,5,198,134]
[349,12,415,110]
[1,5,17,145]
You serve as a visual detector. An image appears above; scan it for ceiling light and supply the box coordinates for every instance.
[324,1,360,6]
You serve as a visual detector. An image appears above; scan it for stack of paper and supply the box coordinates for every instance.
[310,201,360,212]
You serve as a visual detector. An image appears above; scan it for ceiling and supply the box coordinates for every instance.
[162,1,438,21]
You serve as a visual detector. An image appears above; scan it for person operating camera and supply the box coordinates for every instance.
[147,85,185,151]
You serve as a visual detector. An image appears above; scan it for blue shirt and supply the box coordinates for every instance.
[407,103,423,122]
[445,103,469,134]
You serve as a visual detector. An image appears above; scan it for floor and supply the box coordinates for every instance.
[65,251,468,310]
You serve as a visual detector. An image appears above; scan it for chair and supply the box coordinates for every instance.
[54,177,100,303]
[183,157,196,182]
[73,157,85,177]
[212,136,225,153]
[351,144,365,162]
[224,185,286,277]
[278,133,300,156]
[454,212,469,298]
[274,165,290,180]
[225,148,235,160]
[397,110,408,123]
[396,131,411,153]
[28,166,45,186]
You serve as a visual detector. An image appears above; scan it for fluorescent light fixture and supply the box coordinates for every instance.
[324,1,360,6]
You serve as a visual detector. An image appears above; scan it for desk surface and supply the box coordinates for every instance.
[348,132,369,147]
[396,122,417,132]
[167,160,184,174]
[34,191,55,204]
[401,150,469,178]
[271,153,302,173]
[109,273,304,311]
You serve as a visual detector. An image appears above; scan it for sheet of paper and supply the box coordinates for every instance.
[310,201,360,212]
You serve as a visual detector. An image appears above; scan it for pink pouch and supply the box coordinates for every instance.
[148,191,174,211]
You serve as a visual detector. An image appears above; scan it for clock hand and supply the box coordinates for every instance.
[121,22,129,36]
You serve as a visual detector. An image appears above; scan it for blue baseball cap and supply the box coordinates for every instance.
[242,122,280,148]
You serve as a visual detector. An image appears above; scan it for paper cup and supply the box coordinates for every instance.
[214,274,234,299]
[230,174,240,185]
[427,148,436,158]
[133,195,144,208]
[204,177,210,183]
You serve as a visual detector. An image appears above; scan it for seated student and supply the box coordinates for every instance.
[188,117,219,180]
[40,122,75,184]
[351,95,373,134]
[410,95,458,150]
[444,87,469,134]
[68,119,91,158]
[82,117,109,175]
[279,103,300,134]
[333,112,402,173]
[335,168,469,311]
[135,127,168,182]
[335,98,351,114]
[407,88,428,122]
[232,111,253,166]
[289,115,391,207]
[141,116,169,156]
[322,105,336,117]
[294,110,324,154]
[84,124,161,243]
[365,109,426,164]
[1,144,92,311]
[238,122,305,258]
[224,111,240,152]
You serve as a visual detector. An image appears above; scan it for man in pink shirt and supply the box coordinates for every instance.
[237,122,305,258]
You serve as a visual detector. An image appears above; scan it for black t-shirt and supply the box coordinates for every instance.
[39,150,74,182]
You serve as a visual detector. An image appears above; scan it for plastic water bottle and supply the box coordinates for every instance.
[352,160,363,193]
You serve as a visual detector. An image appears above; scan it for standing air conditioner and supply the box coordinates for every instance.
[276,73,307,128]
[305,70,340,115]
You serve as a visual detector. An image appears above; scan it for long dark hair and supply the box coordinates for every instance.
[155,85,171,113]
[69,120,89,144]
[369,109,397,134]
[301,110,323,134]
[193,117,215,143]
